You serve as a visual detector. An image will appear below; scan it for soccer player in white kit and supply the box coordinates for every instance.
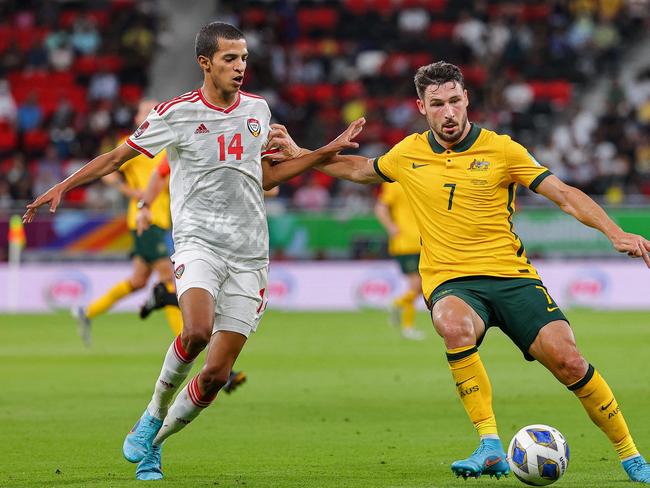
[23,22,365,480]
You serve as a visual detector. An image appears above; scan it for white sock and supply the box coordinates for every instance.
[153,375,213,445]
[146,336,195,420]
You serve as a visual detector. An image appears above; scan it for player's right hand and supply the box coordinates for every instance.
[611,231,650,268]
[324,117,366,154]
[136,208,153,236]
[23,184,64,223]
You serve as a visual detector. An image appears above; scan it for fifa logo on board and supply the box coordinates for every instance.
[468,159,490,171]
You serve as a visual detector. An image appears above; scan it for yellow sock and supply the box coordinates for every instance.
[393,289,416,308]
[86,280,133,319]
[402,301,415,328]
[447,345,498,437]
[161,281,182,335]
[398,289,417,328]
[163,306,183,336]
[569,364,638,460]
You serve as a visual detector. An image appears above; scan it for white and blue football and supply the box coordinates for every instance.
[508,424,569,486]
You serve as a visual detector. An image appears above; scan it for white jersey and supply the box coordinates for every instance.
[127,88,274,271]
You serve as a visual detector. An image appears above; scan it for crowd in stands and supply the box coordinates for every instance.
[0,0,158,211]
[223,0,650,209]
[1,0,649,215]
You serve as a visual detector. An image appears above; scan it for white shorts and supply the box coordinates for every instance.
[171,246,268,338]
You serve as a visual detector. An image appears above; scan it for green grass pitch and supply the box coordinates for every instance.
[1,309,649,487]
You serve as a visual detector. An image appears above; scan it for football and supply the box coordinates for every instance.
[508,424,570,486]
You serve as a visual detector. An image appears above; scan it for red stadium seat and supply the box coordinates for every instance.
[14,27,47,51]
[344,0,369,15]
[59,10,80,28]
[297,7,339,34]
[120,84,143,105]
[285,84,310,106]
[529,80,572,106]
[311,83,337,103]
[0,26,12,52]
[339,81,365,100]
[428,21,455,39]
[382,128,408,146]
[547,81,572,106]
[523,4,551,21]
[368,0,394,15]
[0,129,17,153]
[74,56,99,76]
[23,129,50,154]
[241,8,267,26]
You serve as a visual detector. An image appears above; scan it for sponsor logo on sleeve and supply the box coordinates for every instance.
[133,121,150,139]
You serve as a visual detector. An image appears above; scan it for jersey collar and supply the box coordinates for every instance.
[427,123,481,154]
[198,88,241,114]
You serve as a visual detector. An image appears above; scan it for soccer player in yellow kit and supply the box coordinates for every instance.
[375,182,425,340]
[275,61,650,482]
[72,100,183,345]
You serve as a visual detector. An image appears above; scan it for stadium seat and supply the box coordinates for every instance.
[428,22,455,40]
[23,129,50,155]
[120,84,143,105]
[0,129,18,153]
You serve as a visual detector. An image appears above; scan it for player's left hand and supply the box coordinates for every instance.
[611,231,650,268]
[323,117,366,154]
[23,183,64,223]
[264,124,306,163]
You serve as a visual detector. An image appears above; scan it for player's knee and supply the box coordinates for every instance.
[182,327,211,352]
[130,277,148,290]
[433,309,474,343]
[200,366,230,394]
[554,353,588,385]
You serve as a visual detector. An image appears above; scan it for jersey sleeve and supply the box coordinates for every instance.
[126,110,177,159]
[505,137,552,192]
[373,144,402,183]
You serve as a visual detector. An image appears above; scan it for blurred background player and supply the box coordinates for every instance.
[374,182,425,340]
[72,100,182,346]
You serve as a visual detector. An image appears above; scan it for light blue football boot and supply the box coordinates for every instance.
[136,443,163,480]
[451,438,510,479]
[123,411,163,463]
[623,455,650,483]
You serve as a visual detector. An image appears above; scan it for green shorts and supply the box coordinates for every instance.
[428,276,568,361]
[395,253,420,274]
[131,225,169,264]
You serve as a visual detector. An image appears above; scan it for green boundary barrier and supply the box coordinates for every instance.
[268,208,650,257]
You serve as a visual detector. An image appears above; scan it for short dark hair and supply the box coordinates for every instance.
[195,22,244,59]
[414,61,465,99]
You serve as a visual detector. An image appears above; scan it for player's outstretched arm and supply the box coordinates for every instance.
[263,119,381,184]
[536,175,650,267]
[317,154,384,184]
[261,117,365,190]
[23,143,139,223]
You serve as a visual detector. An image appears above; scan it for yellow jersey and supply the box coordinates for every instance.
[374,124,551,301]
[119,137,171,231]
[378,182,420,256]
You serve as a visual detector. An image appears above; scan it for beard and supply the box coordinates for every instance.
[432,113,468,144]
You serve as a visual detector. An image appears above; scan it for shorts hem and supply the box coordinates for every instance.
[176,282,215,300]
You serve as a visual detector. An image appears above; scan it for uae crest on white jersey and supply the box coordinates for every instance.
[247,118,261,137]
